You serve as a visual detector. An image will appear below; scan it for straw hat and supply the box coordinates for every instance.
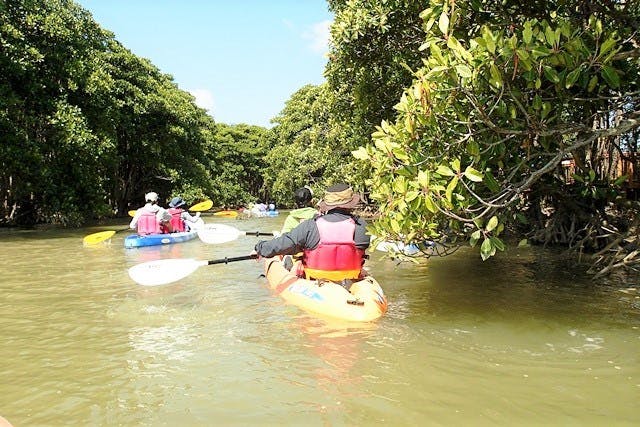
[317,183,360,211]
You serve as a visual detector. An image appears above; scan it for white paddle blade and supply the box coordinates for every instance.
[374,240,419,255]
[371,234,421,256]
[197,223,242,244]
[187,217,205,231]
[128,258,207,286]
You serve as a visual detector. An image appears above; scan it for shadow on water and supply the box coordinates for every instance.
[371,245,639,328]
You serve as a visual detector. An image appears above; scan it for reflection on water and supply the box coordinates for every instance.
[0,219,638,425]
[288,317,379,389]
[129,324,197,362]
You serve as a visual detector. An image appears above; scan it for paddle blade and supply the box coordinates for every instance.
[197,224,241,244]
[187,217,205,231]
[129,258,207,286]
[190,199,213,212]
[83,230,116,246]
[213,210,238,218]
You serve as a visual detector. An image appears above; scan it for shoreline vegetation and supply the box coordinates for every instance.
[1,1,638,278]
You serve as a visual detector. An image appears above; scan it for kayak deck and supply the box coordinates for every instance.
[263,257,387,322]
[124,230,198,248]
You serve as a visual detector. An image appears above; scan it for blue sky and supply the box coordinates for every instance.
[76,1,333,128]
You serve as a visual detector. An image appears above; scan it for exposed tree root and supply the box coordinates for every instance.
[528,196,639,279]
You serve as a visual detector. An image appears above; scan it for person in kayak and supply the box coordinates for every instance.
[252,200,267,214]
[254,183,369,283]
[167,196,202,232]
[280,186,317,233]
[129,192,173,235]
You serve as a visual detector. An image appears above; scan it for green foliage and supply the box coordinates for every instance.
[0,0,111,225]
[264,84,358,207]
[357,0,640,261]
[206,123,271,207]
[0,0,218,224]
[88,41,214,213]
[326,0,428,151]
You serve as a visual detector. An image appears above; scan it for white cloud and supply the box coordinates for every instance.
[188,88,215,114]
[282,18,294,30]
[303,19,331,54]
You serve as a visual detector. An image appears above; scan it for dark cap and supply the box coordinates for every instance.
[294,187,313,207]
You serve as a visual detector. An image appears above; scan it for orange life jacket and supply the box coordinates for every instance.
[303,216,365,281]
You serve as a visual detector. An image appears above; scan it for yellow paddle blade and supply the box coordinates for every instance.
[83,230,116,246]
[189,199,213,212]
[213,210,238,217]
[128,210,137,217]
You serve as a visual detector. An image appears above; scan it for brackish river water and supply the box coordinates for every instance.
[0,215,638,426]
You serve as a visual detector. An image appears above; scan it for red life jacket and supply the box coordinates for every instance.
[168,208,186,232]
[303,216,365,281]
[137,210,164,235]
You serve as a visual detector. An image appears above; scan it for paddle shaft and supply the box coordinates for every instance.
[241,231,274,237]
[208,254,258,265]
[129,199,212,217]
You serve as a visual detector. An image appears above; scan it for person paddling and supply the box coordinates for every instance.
[167,196,202,232]
[129,192,173,235]
[253,183,369,284]
[280,185,317,233]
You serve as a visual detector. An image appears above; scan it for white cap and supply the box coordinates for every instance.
[145,192,158,202]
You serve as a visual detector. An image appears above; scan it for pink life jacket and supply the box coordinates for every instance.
[303,216,365,281]
[137,210,163,235]
[168,208,186,232]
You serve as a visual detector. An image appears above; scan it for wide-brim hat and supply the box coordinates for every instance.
[318,183,361,211]
[169,197,186,208]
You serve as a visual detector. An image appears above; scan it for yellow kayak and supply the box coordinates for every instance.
[263,257,387,322]
[213,210,238,218]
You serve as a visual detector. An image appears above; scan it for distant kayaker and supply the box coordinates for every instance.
[254,200,267,212]
[280,185,317,233]
[129,192,173,235]
[168,196,202,232]
[254,183,369,283]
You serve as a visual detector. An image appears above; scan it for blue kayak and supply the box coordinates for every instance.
[124,230,198,248]
[252,210,279,217]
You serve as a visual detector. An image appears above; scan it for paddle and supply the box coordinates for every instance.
[197,223,274,244]
[128,199,213,217]
[128,254,258,286]
[213,210,238,218]
[83,229,129,246]
[186,199,214,212]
